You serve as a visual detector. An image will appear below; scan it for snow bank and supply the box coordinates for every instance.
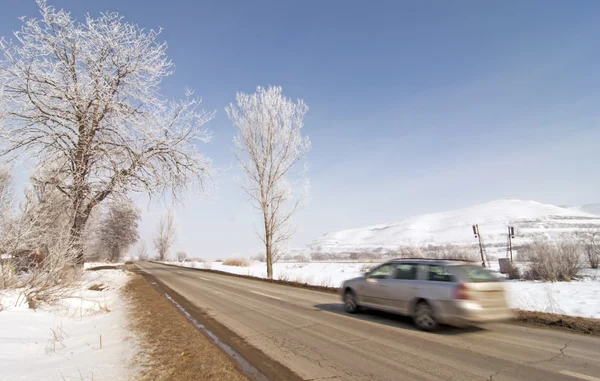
[165,260,600,319]
[0,267,137,381]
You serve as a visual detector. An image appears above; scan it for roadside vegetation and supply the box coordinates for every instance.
[222,234,597,283]
[222,258,251,267]
[518,237,583,281]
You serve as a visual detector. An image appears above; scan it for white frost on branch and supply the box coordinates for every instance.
[0,1,214,260]
[226,86,311,278]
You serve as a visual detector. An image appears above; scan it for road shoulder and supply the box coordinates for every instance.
[122,272,251,381]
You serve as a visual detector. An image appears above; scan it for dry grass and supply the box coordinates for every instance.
[88,283,107,291]
[515,310,600,336]
[222,258,250,267]
[123,275,248,381]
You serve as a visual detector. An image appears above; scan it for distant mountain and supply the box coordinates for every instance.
[307,199,600,255]
[578,203,600,216]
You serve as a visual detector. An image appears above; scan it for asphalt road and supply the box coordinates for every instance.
[136,262,600,381]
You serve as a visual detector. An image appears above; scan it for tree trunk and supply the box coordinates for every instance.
[266,240,273,279]
[263,208,273,279]
[71,195,92,265]
[71,213,87,265]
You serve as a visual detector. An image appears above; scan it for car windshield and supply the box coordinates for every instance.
[454,265,498,282]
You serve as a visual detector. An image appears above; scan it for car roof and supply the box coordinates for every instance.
[388,258,476,266]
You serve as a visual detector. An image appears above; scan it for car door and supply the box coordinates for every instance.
[359,263,395,309]
[384,263,419,313]
[418,264,458,315]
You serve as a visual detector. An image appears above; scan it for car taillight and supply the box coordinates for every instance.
[455,284,470,300]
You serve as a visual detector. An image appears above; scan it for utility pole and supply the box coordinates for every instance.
[472,224,486,268]
[508,226,515,262]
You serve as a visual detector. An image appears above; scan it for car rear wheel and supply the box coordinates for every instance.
[413,301,438,331]
[344,290,360,314]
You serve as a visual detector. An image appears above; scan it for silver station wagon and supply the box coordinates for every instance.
[341,259,513,331]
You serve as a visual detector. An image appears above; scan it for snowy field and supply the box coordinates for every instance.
[0,265,137,381]
[165,260,600,319]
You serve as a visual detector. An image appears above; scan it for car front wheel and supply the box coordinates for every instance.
[344,290,360,314]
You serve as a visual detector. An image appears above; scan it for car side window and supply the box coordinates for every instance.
[427,265,455,282]
[367,264,394,279]
[393,264,417,280]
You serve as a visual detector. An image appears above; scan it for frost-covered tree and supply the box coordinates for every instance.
[226,86,310,279]
[0,167,13,252]
[1,163,76,290]
[0,1,213,263]
[12,161,73,254]
[136,240,148,261]
[153,211,176,261]
[88,198,140,262]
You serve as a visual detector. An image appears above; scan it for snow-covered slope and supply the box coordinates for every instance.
[578,202,600,216]
[308,199,600,254]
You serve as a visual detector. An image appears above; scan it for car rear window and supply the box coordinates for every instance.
[454,265,498,282]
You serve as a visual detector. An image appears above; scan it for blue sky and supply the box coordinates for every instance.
[1,1,599,258]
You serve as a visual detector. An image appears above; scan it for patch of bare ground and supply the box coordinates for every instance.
[515,309,600,336]
[123,274,249,381]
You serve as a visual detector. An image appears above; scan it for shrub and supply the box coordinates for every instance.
[506,262,521,280]
[397,246,423,258]
[251,253,266,262]
[310,252,329,261]
[176,251,187,262]
[223,258,250,267]
[577,230,600,269]
[430,244,479,262]
[293,255,310,263]
[520,238,583,281]
[397,244,479,262]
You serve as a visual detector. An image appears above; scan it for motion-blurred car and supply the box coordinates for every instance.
[341,259,513,331]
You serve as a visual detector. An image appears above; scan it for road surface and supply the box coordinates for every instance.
[136,262,600,381]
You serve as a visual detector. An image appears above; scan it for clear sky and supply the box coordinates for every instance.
[1,1,599,258]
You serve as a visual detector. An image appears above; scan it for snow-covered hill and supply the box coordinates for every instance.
[308,199,600,254]
[578,202,600,216]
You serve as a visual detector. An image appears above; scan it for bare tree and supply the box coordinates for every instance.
[578,229,600,269]
[153,211,176,261]
[226,86,311,279]
[0,1,214,263]
[176,251,187,262]
[136,241,148,261]
[88,198,140,262]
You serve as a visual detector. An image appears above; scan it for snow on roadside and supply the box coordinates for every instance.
[0,267,137,381]
[165,260,600,319]
[507,280,600,319]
